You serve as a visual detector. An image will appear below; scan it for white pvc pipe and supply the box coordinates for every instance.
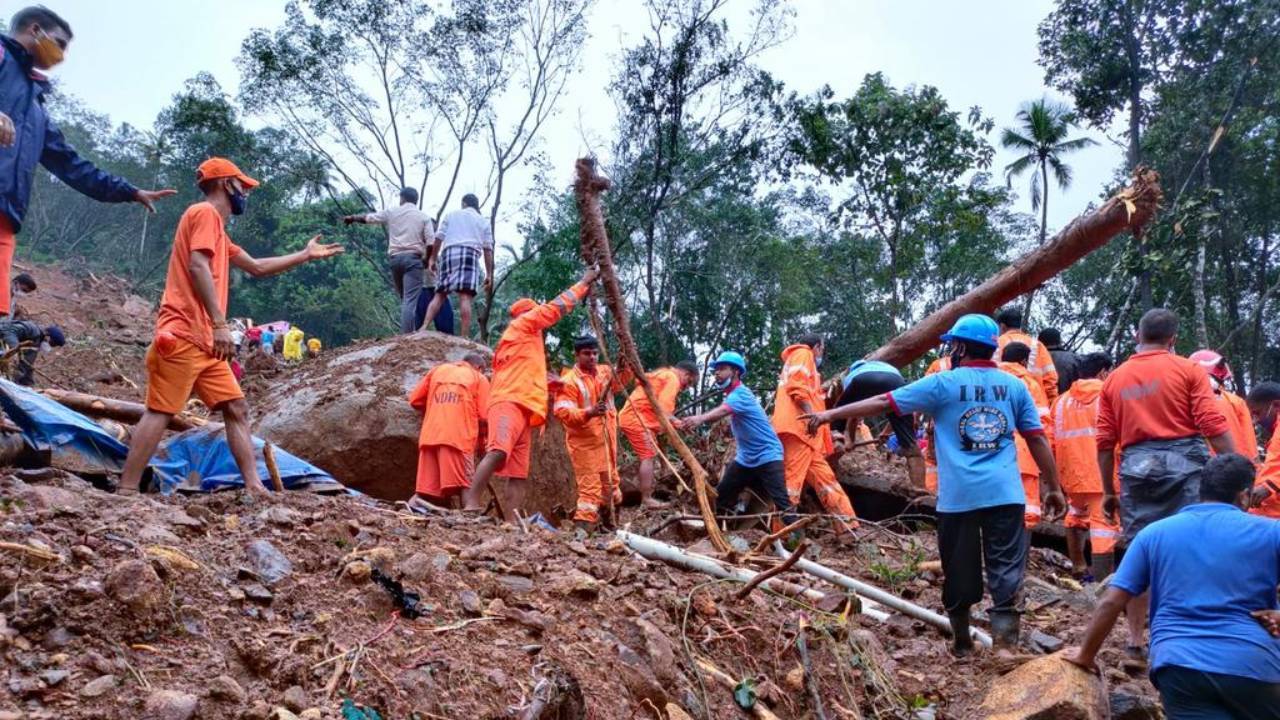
[773,541,992,647]
[616,530,892,622]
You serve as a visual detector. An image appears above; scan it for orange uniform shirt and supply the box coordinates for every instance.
[1214,388,1257,462]
[1000,362,1050,477]
[554,363,628,450]
[771,344,833,452]
[487,283,588,426]
[156,202,243,354]
[1048,378,1105,495]
[925,355,952,376]
[409,361,490,452]
[998,330,1059,404]
[620,368,682,431]
[1252,428,1280,519]
[1096,349,1231,452]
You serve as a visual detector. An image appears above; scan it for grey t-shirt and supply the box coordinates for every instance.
[366,203,434,257]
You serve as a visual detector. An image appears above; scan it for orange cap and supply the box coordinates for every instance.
[195,157,260,188]
[509,298,537,317]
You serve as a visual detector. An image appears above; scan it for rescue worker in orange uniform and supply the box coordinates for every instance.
[554,336,631,531]
[1245,382,1280,519]
[996,307,1059,405]
[1189,349,1258,462]
[407,352,489,511]
[921,350,953,494]
[1046,351,1120,580]
[772,335,859,534]
[462,267,597,521]
[999,341,1052,530]
[619,361,698,508]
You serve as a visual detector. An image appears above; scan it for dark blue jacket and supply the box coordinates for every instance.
[0,36,137,232]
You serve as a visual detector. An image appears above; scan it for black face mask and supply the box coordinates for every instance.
[229,186,247,216]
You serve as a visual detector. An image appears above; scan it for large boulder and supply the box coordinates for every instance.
[977,652,1109,720]
[252,333,575,519]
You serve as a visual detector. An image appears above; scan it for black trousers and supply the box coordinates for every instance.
[715,460,797,526]
[936,503,1026,614]
[1154,666,1280,720]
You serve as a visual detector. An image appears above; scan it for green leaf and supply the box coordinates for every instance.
[733,678,758,709]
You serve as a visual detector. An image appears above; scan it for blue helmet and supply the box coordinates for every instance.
[712,350,747,375]
[941,314,999,348]
[44,325,66,347]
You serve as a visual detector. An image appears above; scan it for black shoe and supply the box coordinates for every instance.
[989,610,1021,649]
[949,610,974,657]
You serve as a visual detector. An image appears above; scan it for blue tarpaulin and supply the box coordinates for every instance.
[0,379,339,493]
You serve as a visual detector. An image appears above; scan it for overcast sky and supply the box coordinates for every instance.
[43,0,1122,238]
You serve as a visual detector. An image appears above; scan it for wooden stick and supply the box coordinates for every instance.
[263,442,284,493]
[749,516,818,556]
[0,540,61,563]
[39,388,204,432]
[574,157,728,552]
[796,620,829,720]
[734,541,809,601]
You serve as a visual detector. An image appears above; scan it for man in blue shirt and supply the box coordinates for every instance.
[836,359,925,487]
[676,351,796,527]
[1067,453,1280,718]
[0,7,174,318]
[808,315,1064,654]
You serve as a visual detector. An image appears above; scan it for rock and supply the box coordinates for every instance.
[459,590,483,617]
[1030,629,1065,654]
[551,569,600,600]
[144,689,199,720]
[340,560,372,584]
[460,538,506,561]
[1110,690,1162,720]
[104,560,165,617]
[243,584,274,604]
[282,685,309,712]
[138,524,184,545]
[634,618,678,685]
[501,606,554,634]
[79,674,118,698]
[665,705,695,720]
[208,674,247,703]
[616,641,668,708]
[398,552,435,582]
[258,506,304,526]
[431,553,451,572]
[271,709,300,720]
[41,669,69,686]
[977,652,1108,720]
[498,574,534,594]
[14,483,85,512]
[164,508,205,529]
[246,540,293,585]
[299,711,322,720]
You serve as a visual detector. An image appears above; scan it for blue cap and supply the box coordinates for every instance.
[44,325,65,347]
[940,314,999,347]
[712,350,747,375]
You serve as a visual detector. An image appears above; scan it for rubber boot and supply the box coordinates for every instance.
[1092,551,1115,583]
[989,610,1021,649]
[948,609,974,657]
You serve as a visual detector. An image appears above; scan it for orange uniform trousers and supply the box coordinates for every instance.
[486,401,532,479]
[415,444,475,501]
[781,434,858,531]
[1022,473,1040,529]
[1063,491,1120,554]
[0,216,14,316]
[145,334,244,414]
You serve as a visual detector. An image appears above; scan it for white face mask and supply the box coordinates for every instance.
[38,341,51,353]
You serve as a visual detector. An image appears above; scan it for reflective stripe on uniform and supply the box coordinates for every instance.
[576,501,598,512]
[553,400,576,412]
[1057,427,1096,439]
[573,375,593,408]
[1089,528,1119,539]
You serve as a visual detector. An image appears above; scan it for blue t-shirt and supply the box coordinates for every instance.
[1111,503,1280,684]
[722,383,783,468]
[888,362,1041,512]
[843,360,901,389]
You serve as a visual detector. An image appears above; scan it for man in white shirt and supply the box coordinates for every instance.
[344,187,443,334]
[421,193,494,338]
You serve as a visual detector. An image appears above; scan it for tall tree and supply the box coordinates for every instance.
[1000,97,1097,317]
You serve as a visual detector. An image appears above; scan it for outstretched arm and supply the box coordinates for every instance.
[231,235,344,278]
[805,395,893,435]
[675,404,732,430]
[41,121,174,210]
[1064,586,1133,672]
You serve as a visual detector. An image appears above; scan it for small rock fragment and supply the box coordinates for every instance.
[282,685,309,712]
[208,674,247,703]
[80,674,118,698]
[459,590,483,616]
[144,689,199,720]
[104,560,164,617]
[245,540,292,585]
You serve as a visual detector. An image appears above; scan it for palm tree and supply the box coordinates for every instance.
[1002,98,1097,317]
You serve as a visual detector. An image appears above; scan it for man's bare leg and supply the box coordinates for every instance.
[638,457,665,508]
[463,449,507,511]
[222,399,270,499]
[503,477,527,523]
[458,292,474,339]
[1065,527,1088,575]
[420,291,449,332]
[118,411,173,493]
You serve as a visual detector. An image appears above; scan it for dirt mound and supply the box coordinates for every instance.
[251,332,576,517]
[11,262,155,403]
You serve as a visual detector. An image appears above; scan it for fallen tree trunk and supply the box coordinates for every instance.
[869,168,1163,367]
[576,157,729,553]
[40,388,204,432]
